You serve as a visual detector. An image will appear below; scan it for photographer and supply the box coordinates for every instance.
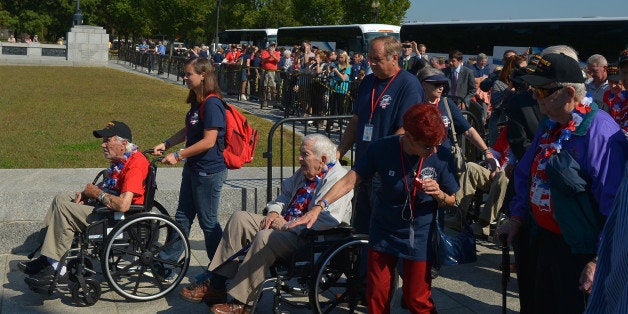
[398,41,426,76]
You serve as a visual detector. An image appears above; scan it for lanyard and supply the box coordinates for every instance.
[369,69,401,123]
[399,136,423,220]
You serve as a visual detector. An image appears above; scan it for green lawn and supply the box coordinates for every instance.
[0,66,295,168]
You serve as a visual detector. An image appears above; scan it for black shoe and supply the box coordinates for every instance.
[24,264,60,287]
[18,255,49,275]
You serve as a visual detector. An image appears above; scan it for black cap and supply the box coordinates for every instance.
[618,49,628,66]
[607,64,620,81]
[521,53,585,86]
[93,121,132,142]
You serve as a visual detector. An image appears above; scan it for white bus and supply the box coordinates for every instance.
[218,28,278,48]
[277,24,401,53]
[401,17,628,64]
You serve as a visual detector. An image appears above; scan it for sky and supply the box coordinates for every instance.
[404,0,627,23]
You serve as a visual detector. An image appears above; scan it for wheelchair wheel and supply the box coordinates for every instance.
[101,212,190,301]
[309,235,368,314]
[70,278,101,306]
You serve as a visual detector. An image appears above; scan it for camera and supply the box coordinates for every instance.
[402,44,411,48]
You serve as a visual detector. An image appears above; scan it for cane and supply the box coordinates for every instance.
[499,233,510,314]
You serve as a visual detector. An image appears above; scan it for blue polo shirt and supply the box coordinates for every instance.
[436,97,472,151]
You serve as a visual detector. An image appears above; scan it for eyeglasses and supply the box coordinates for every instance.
[426,81,446,88]
[532,86,563,99]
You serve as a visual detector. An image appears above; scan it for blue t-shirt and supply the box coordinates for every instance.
[352,70,423,158]
[353,135,459,261]
[185,96,227,174]
[437,97,472,151]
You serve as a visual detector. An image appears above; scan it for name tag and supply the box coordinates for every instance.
[363,124,374,142]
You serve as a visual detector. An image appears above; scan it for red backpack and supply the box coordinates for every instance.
[201,94,259,169]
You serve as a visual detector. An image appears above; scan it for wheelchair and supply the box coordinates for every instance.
[219,223,369,313]
[27,152,191,306]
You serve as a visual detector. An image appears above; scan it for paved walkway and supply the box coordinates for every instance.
[2,237,520,313]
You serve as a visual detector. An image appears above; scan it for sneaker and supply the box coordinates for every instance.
[18,255,49,275]
[239,94,247,101]
[24,264,59,286]
[180,280,210,303]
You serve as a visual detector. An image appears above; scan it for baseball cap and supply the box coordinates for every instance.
[607,64,620,82]
[521,53,585,86]
[618,49,628,66]
[93,121,132,142]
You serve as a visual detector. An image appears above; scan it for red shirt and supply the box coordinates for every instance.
[225,50,241,64]
[116,151,150,205]
[261,49,280,70]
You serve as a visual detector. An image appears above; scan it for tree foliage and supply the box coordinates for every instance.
[0,0,410,44]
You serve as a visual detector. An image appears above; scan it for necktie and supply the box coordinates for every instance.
[451,70,458,96]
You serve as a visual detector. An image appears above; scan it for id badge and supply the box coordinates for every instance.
[363,124,374,142]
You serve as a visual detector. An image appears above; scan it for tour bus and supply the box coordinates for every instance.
[218,28,278,49]
[401,17,628,64]
[277,24,401,54]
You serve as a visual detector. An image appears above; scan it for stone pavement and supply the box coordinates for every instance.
[2,237,520,313]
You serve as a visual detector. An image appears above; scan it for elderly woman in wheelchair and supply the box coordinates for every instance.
[180,134,358,314]
[19,121,190,306]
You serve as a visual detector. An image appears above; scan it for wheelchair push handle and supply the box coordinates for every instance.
[142,149,165,165]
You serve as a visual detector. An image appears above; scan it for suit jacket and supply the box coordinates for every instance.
[266,162,353,234]
[398,56,425,76]
[443,65,477,106]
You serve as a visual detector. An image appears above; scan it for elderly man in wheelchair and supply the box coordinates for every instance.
[180,133,355,314]
[19,121,150,288]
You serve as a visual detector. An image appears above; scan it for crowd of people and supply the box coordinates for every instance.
[17,33,628,314]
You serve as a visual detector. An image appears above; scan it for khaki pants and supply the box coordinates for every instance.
[208,211,299,304]
[41,193,96,261]
[455,162,509,224]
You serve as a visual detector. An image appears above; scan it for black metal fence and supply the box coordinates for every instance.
[116,48,360,118]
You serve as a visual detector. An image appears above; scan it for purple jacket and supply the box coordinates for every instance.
[510,103,627,220]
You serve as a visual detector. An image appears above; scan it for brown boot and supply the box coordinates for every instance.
[179,280,210,303]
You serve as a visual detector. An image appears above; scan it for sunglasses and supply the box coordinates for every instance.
[426,81,446,88]
[532,86,563,99]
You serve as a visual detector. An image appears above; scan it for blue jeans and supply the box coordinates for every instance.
[161,166,227,264]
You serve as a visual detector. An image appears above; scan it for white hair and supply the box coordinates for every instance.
[587,54,608,67]
[542,45,579,61]
[113,136,136,153]
[303,133,337,163]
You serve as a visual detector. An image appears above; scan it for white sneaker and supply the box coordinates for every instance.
[240,94,247,101]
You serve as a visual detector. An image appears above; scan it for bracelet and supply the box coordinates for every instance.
[98,192,106,203]
[321,198,330,209]
[173,151,180,161]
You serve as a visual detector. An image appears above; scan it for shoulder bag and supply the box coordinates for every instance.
[443,97,467,176]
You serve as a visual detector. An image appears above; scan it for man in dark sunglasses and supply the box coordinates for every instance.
[497,50,627,313]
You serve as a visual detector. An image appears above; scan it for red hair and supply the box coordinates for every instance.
[403,104,446,146]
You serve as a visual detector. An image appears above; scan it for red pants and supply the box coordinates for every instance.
[366,249,436,314]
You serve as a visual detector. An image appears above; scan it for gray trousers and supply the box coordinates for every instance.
[41,193,96,261]
[208,211,299,304]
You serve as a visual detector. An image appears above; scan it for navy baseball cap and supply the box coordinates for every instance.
[521,53,585,86]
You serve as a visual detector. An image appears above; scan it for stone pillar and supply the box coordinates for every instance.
[66,25,109,65]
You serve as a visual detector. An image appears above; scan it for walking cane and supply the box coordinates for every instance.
[499,233,510,314]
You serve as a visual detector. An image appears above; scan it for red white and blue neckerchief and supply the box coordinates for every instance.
[608,90,628,136]
[101,144,138,196]
[529,96,592,212]
[282,162,335,221]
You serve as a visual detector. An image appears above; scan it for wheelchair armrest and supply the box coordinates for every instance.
[299,223,354,241]
[92,204,144,216]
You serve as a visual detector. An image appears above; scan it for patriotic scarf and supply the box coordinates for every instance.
[101,144,138,196]
[282,162,335,221]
